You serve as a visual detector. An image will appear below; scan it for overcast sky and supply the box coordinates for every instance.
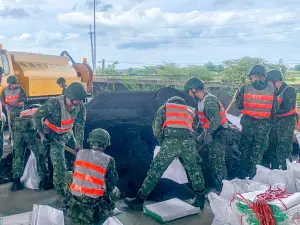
[1,0,300,68]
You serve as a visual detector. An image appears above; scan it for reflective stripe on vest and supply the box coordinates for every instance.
[276,85,297,117]
[242,84,275,119]
[45,95,76,134]
[4,87,22,106]
[197,93,228,130]
[162,103,196,132]
[20,108,38,118]
[70,150,110,198]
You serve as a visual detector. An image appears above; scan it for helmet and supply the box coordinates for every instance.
[65,82,87,101]
[248,65,266,77]
[167,96,186,105]
[184,77,204,92]
[29,104,41,109]
[266,70,283,82]
[7,76,18,84]
[87,128,111,146]
[57,77,66,85]
[0,66,4,75]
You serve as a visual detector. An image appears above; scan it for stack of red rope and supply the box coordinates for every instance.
[238,188,292,225]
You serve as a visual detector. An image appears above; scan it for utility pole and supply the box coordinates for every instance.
[89,24,94,70]
[93,0,97,75]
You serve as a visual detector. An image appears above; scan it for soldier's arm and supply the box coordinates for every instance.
[152,106,166,143]
[105,158,118,194]
[17,86,27,104]
[33,98,56,133]
[74,104,86,147]
[235,86,245,110]
[0,89,5,105]
[277,87,297,115]
[204,97,222,134]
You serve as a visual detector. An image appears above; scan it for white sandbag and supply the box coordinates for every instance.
[31,205,64,225]
[3,212,32,225]
[153,146,188,184]
[295,131,300,148]
[252,165,296,193]
[287,159,300,192]
[220,179,269,201]
[208,193,241,225]
[103,217,123,225]
[226,114,242,131]
[211,217,230,225]
[20,151,41,189]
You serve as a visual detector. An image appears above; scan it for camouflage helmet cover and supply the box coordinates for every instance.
[167,96,186,105]
[7,75,18,84]
[266,69,283,82]
[184,77,205,92]
[88,128,111,146]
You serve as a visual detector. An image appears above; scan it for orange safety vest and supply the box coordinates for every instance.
[4,87,23,107]
[162,103,196,132]
[276,85,297,117]
[70,150,110,198]
[44,95,77,134]
[198,93,228,129]
[242,84,275,119]
[20,108,38,118]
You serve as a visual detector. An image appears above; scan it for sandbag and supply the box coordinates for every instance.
[287,159,300,192]
[252,165,296,193]
[103,217,123,225]
[20,151,41,190]
[31,205,64,225]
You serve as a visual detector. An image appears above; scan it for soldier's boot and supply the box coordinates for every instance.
[11,179,24,192]
[39,177,54,191]
[193,190,206,210]
[124,191,146,211]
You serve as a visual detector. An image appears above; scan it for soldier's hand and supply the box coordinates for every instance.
[37,131,48,145]
[204,133,213,145]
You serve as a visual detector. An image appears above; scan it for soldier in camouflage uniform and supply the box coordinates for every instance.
[184,77,228,192]
[11,104,52,191]
[1,76,27,143]
[34,82,86,198]
[0,66,4,159]
[57,77,68,95]
[125,96,206,210]
[263,70,297,170]
[236,65,277,178]
[64,128,119,225]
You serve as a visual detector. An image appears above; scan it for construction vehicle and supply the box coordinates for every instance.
[0,44,93,103]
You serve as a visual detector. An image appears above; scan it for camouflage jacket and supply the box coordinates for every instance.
[198,93,224,134]
[236,80,278,121]
[62,85,68,95]
[276,82,297,116]
[152,105,195,143]
[0,85,27,109]
[33,97,86,146]
[105,157,119,194]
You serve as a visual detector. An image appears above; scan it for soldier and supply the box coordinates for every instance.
[125,96,206,210]
[1,75,27,143]
[33,82,86,199]
[184,77,228,192]
[236,65,276,178]
[64,128,119,224]
[11,104,52,191]
[57,77,68,95]
[263,70,297,170]
[0,66,3,159]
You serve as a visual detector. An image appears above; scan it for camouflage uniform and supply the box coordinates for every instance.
[12,115,48,181]
[62,85,68,95]
[139,105,205,197]
[34,97,86,196]
[1,85,27,134]
[263,82,297,170]
[197,94,228,192]
[0,120,3,159]
[236,80,276,178]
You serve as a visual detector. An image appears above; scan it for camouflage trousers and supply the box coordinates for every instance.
[12,130,48,180]
[239,118,272,178]
[0,121,3,159]
[139,137,205,197]
[263,115,297,170]
[49,131,76,196]
[7,108,22,139]
[64,172,116,225]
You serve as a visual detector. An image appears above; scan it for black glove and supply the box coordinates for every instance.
[204,133,213,145]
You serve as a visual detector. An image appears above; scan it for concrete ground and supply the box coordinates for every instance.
[0,132,214,225]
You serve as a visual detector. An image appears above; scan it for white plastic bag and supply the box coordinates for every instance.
[226,114,242,131]
[20,151,41,190]
[31,205,64,225]
[103,217,123,225]
[287,159,300,192]
[252,165,296,193]
[153,146,188,184]
[208,193,241,225]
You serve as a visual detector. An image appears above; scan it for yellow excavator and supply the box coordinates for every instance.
[0,44,94,103]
